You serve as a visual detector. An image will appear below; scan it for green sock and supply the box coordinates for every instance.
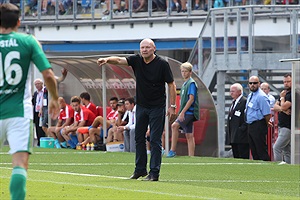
[9,167,27,200]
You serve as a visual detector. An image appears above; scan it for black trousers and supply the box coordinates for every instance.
[248,119,270,161]
[34,111,46,146]
[232,143,249,159]
[134,105,165,177]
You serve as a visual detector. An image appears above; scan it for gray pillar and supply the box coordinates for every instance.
[217,71,226,157]
[102,65,107,143]
[249,70,258,77]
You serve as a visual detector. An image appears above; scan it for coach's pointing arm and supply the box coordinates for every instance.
[97,56,128,66]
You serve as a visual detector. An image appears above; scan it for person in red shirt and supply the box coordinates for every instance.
[80,92,98,116]
[47,97,74,148]
[89,97,119,144]
[61,96,96,149]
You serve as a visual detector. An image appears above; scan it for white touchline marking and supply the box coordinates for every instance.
[0,151,107,155]
[0,171,215,200]
[0,167,297,184]
[0,162,270,166]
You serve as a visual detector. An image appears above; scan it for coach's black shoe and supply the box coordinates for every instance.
[129,172,148,179]
[143,174,159,181]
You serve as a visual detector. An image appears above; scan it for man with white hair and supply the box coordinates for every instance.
[227,83,249,159]
[32,78,46,146]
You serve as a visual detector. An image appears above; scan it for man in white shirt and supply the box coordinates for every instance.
[32,78,46,146]
[260,82,276,108]
[117,97,136,152]
[260,82,276,122]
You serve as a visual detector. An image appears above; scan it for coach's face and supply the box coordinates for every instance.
[140,39,155,59]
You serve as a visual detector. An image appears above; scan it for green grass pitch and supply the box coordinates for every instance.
[0,147,299,199]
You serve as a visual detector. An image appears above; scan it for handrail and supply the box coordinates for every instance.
[188,5,300,78]
[17,0,300,24]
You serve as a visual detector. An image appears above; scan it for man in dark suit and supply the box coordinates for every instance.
[227,83,249,159]
[32,78,46,146]
[32,69,68,147]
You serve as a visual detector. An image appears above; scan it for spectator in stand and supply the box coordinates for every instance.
[227,83,249,159]
[47,97,74,148]
[106,99,128,143]
[117,97,136,152]
[174,0,187,12]
[133,0,147,12]
[60,96,96,149]
[245,76,271,161]
[59,0,73,15]
[194,0,200,9]
[273,73,292,164]
[41,0,56,15]
[80,92,98,116]
[88,97,119,144]
[30,0,57,16]
[24,0,37,16]
[153,0,167,11]
[103,0,129,15]
[167,62,199,157]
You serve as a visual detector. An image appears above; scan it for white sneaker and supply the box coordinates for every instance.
[161,147,165,156]
[278,161,287,165]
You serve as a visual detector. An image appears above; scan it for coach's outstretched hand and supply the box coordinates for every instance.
[97,58,107,66]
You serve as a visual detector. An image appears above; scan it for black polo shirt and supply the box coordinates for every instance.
[278,91,292,129]
[126,54,174,108]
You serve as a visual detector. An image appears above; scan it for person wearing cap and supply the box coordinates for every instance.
[117,97,136,152]
[106,98,128,143]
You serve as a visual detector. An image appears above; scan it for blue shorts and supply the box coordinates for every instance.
[70,134,79,144]
[100,124,113,138]
[175,114,195,133]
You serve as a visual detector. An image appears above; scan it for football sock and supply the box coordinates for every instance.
[67,139,76,149]
[10,166,27,200]
[54,139,61,148]
[61,141,67,148]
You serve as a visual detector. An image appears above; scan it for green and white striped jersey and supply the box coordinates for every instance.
[0,32,51,119]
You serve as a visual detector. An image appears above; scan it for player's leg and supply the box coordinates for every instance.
[6,117,32,200]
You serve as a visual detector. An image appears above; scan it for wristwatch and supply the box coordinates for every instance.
[280,97,285,101]
[170,104,177,109]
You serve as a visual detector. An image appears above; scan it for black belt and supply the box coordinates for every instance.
[248,118,265,125]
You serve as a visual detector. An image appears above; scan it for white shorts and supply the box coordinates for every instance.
[0,117,33,155]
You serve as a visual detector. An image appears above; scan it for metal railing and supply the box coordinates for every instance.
[2,0,299,22]
[188,5,300,78]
